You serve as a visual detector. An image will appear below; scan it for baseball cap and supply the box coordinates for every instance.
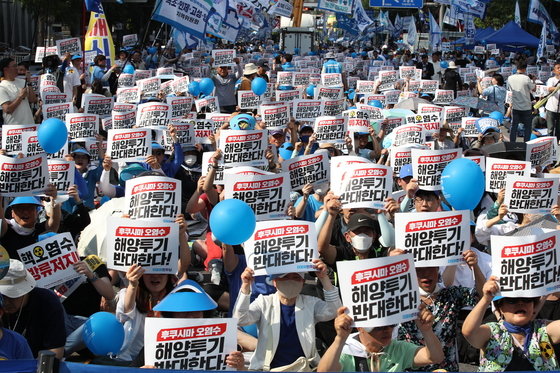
[347,213,376,232]
[270,129,284,136]
[325,52,336,59]
[399,164,413,179]
[0,260,36,298]
[71,147,91,157]
[256,60,269,70]
[269,272,305,280]
[151,142,165,151]
[8,196,42,208]
[71,54,83,61]
[153,279,217,312]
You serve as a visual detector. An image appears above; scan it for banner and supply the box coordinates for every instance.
[125,176,181,221]
[0,154,48,196]
[211,49,236,66]
[318,0,353,14]
[107,128,151,162]
[106,217,179,273]
[504,176,558,214]
[337,164,393,209]
[153,0,212,40]
[485,158,531,193]
[17,233,82,289]
[84,5,115,66]
[243,220,318,275]
[411,148,462,190]
[218,130,268,167]
[284,151,330,190]
[395,210,470,267]
[337,254,419,327]
[491,231,560,298]
[224,172,290,220]
[144,318,238,370]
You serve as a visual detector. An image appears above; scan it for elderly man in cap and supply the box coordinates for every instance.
[0,260,66,359]
[210,57,242,114]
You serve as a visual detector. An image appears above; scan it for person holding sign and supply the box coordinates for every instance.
[317,305,444,372]
[234,259,341,371]
[140,125,184,178]
[462,277,560,371]
[210,58,242,114]
[0,58,37,125]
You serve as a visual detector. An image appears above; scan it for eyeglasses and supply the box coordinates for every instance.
[414,196,436,203]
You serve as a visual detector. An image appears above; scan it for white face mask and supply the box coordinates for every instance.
[275,280,303,299]
[184,155,197,167]
[351,233,373,252]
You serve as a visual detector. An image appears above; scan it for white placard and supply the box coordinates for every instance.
[411,148,462,191]
[314,116,347,144]
[65,113,99,141]
[212,49,236,66]
[337,164,393,209]
[107,128,151,162]
[124,176,182,221]
[218,130,268,167]
[0,154,48,196]
[284,151,330,190]
[504,176,559,214]
[485,158,531,193]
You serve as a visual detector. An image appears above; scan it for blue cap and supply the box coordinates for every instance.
[493,295,504,302]
[119,163,147,187]
[151,142,165,151]
[153,280,217,312]
[9,197,42,208]
[71,54,82,61]
[399,164,413,179]
[38,232,57,241]
[71,147,91,157]
[230,114,256,131]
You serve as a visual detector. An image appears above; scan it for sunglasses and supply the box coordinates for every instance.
[501,298,538,305]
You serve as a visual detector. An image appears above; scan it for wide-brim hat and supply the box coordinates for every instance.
[0,260,36,298]
[153,279,217,312]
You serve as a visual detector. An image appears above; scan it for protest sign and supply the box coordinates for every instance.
[390,146,414,176]
[43,102,74,120]
[21,132,45,157]
[420,80,438,93]
[65,113,99,141]
[17,232,81,289]
[238,91,262,110]
[243,220,318,275]
[491,231,560,298]
[322,99,345,116]
[137,77,161,97]
[275,89,300,102]
[381,117,405,135]
[192,118,215,145]
[356,80,378,94]
[356,104,384,121]
[111,109,136,129]
[345,109,371,133]
[406,112,441,132]
[314,116,347,143]
[337,255,419,327]
[330,156,371,188]
[224,172,290,220]
[0,154,48,196]
[337,164,393,210]
[106,217,179,274]
[399,66,416,79]
[56,38,81,57]
[260,104,290,129]
[461,117,479,137]
[392,124,426,148]
[82,94,113,118]
[284,151,330,190]
[122,33,137,47]
[417,104,443,114]
[41,92,70,105]
[433,90,454,105]
[411,148,462,190]
[125,176,181,221]
[504,176,558,214]
[292,72,310,86]
[172,76,190,94]
[321,73,343,87]
[144,317,237,370]
[485,158,531,193]
[169,120,195,149]
[315,86,344,101]
[107,128,151,162]
[167,96,193,118]
[442,106,468,125]
[136,102,172,128]
[219,130,268,167]
[116,87,141,103]
[526,136,556,168]
[377,70,398,91]
[465,155,485,172]
[384,90,401,105]
[35,47,45,63]
[277,71,294,86]
[395,210,470,267]
[1,124,38,155]
[212,49,236,66]
[195,96,220,113]
[48,160,75,197]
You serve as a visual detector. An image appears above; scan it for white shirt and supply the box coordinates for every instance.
[440,247,492,289]
[507,73,535,111]
[63,66,81,99]
[0,79,34,125]
[545,76,560,112]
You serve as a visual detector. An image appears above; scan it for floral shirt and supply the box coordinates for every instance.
[480,319,558,371]
[397,286,478,371]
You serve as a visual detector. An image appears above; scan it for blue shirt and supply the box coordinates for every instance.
[0,328,33,360]
[482,85,507,114]
[270,304,305,368]
[295,194,323,222]
[322,60,343,74]
[91,66,109,86]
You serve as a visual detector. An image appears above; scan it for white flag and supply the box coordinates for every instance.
[537,21,547,59]
[515,1,521,26]
[407,19,417,50]
[429,12,442,51]
[354,0,374,32]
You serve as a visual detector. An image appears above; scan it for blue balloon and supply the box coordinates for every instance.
[148,46,157,55]
[488,111,504,124]
[38,118,68,154]
[306,84,315,97]
[188,81,200,97]
[209,199,256,245]
[441,158,485,210]
[440,61,449,69]
[83,312,125,356]
[351,52,357,58]
[251,77,267,96]
[122,63,135,74]
[199,77,215,96]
